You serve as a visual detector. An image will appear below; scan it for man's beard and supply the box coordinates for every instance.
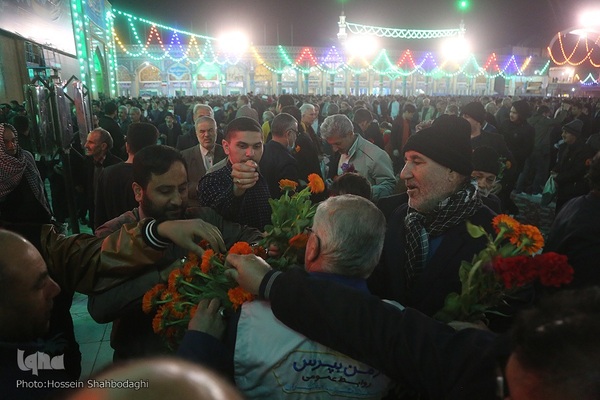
[141,193,186,220]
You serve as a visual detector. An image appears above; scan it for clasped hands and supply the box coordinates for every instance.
[231,160,259,196]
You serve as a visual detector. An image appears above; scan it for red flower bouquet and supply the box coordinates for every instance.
[434,215,574,324]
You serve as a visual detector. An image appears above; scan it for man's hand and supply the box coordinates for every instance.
[188,298,226,339]
[224,254,272,295]
[231,160,259,196]
[157,219,226,255]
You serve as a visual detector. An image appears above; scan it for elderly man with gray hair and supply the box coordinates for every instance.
[322,114,396,201]
[180,194,393,399]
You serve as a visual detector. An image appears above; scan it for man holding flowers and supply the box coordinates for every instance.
[89,145,262,360]
[178,195,394,399]
[368,115,498,321]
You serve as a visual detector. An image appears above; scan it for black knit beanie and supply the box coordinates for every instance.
[403,115,473,176]
[472,146,500,175]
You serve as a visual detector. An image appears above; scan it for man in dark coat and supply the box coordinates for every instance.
[99,102,126,160]
[368,116,497,322]
[259,113,300,199]
[545,152,600,289]
[82,128,122,228]
[552,119,595,213]
[353,108,385,149]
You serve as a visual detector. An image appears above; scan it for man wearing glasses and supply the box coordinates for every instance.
[181,116,226,208]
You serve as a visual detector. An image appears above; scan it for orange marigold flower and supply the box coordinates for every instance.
[295,145,301,153]
[279,179,298,192]
[167,269,183,291]
[160,290,174,302]
[187,252,199,264]
[152,306,167,334]
[509,224,544,255]
[169,300,187,319]
[505,160,512,170]
[228,286,255,311]
[201,249,215,274]
[307,173,325,194]
[492,214,519,236]
[229,242,254,255]
[182,260,199,276]
[289,233,309,249]
[142,283,166,314]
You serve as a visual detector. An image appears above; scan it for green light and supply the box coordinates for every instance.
[457,0,470,11]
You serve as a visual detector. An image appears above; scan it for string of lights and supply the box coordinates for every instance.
[547,32,600,67]
[110,9,549,79]
[344,22,463,39]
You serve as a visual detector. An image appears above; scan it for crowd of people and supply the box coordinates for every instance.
[1,91,600,399]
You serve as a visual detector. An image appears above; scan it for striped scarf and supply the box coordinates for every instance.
[404,181,482,286]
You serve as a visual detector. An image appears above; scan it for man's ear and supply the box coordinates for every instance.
[132,182,143,203]
[305,233,320,263]
[222,139,230,155]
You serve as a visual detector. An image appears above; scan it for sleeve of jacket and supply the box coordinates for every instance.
[177,330,234,379]
[263,268,498,400]
[93,169,108,230]
[368,150,396,201]
[185,207,263,245]
[41,219,166,295]
[87,267,164,323]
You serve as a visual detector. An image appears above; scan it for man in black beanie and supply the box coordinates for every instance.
[461,101,511,162]
[368,115,498,326]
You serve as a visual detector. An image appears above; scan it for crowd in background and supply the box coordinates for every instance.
[2,89,600,399]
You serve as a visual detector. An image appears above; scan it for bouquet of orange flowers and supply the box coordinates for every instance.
[142,241,265,349]
[257,173,325,269]
[143,174,326,349]
[434,215,574,325]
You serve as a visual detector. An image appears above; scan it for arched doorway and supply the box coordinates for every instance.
[93,47,107,98]
[137,63,162,97]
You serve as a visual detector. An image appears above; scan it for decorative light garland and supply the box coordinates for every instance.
[344,21,463,39]
[110,9,552,81]
[580,72,599,86]
[548,32,600,66]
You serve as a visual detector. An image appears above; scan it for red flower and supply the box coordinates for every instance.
[536,252,574,287]
[493,256,538,289]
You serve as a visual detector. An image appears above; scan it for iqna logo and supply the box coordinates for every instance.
[17,350,65,376]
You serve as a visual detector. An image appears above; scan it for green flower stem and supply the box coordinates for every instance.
[178,279,205,291]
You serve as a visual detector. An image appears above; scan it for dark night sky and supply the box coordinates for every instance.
[108,0,595,52]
